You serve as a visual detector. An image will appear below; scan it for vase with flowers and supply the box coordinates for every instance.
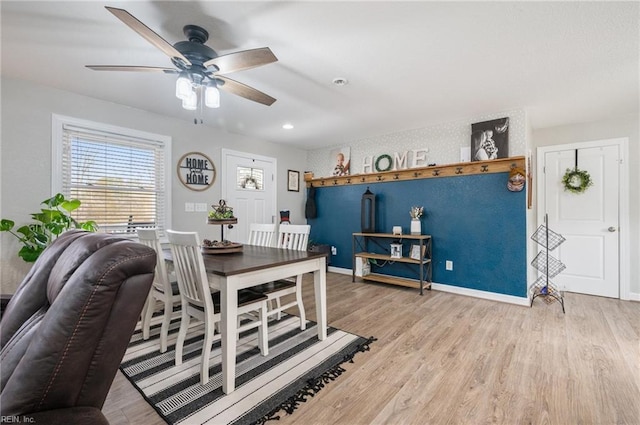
[409,206,424,235]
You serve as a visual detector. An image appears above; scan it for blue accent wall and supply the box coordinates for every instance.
[307,172,527,297]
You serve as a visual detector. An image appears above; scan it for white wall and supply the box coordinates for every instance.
[0,77,307,292]
[307,109,527,177]
[532,113,640,297]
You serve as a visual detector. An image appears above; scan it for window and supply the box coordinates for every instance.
[236,166,264,190]
[52,115,171,236]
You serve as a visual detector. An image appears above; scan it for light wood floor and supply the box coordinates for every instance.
[103,272,640,425]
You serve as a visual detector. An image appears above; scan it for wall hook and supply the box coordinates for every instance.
[413,172,422,178]
[321,180,325,186]
[361,177,366,182]
[432,170,440,176]
[376,175,384,181]
[455,167,463,174]
[481,165,489,172]
[393,173,399,180]
[333,179,338,185]
[346,178,351,184]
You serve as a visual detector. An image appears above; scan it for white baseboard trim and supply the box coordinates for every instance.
[328,266,351,275]
[628,292,640,302]
[330,267,530,306]
[431,282,530,306]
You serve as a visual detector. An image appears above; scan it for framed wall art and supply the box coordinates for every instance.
[177,152,215,191]
[287,170,300,192]
[471,117,509,161]
[330,147,351,176]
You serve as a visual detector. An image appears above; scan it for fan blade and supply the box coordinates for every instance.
[105,6,191,66]
[216,76,276,106]
[203,47,277,74]
[86,65,178,73]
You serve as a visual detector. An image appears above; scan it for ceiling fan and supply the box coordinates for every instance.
[87,6,278,114]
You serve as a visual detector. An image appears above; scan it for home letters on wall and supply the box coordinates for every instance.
[177,152,216,191]
[362,149,429,173]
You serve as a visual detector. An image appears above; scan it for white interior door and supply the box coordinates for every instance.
[540,143,620,298]
[222,149,276,244]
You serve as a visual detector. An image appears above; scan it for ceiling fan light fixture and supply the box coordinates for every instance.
[88,7,279,122]
[182,89,198,110]
[205,84,220,108]
[176,72,192,100]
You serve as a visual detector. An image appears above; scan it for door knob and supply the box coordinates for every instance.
[608,226,617,232]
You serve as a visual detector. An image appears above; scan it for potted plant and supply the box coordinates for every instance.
[409,206,424,235]
[1,193,97,262]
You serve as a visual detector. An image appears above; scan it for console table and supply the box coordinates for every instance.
[352,232,432,295]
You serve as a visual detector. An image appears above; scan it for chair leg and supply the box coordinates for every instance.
[159,301,172,353]
[175,307,189,366]
[141,294,155,340]
[296,275,306,330]
[274,298,282,320]
[200,318,215,385]
[258,303,269,356]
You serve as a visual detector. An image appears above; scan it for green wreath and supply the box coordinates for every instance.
[375,154,392,172]
[562,167,593,194]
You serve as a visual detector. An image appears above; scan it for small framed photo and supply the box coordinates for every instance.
[287,170,300,192]
[410,244,426,260]
[390,243,403,259]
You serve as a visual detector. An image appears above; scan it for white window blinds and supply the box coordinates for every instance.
[60,123,167,235]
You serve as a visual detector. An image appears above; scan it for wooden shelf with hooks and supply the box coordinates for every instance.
[305,156,525,187]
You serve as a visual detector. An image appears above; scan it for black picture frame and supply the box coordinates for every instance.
[287,170,300,192]
[471,117,509,162]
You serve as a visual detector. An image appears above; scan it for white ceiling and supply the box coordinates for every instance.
[2,1,638,150]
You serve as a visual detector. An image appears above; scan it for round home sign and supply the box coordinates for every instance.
[177,152,216,191]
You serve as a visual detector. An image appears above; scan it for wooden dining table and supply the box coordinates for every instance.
[164,244,328,394]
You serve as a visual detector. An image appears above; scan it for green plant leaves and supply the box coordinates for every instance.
[42,193,65,207]
[60,199,81,212]
[80,220,98,232]
[0,219,15,232]
[1,193,97,262]
[18,245,43,263]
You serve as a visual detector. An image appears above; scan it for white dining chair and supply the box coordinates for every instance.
[167,230,269,385]
[252,224,309,329]
[247,223,276,247]
[137,228,181,353]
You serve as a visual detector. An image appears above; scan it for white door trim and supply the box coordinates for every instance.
[536,138,630,300]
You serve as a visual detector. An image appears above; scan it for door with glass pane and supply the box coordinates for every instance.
[221,149,276,244]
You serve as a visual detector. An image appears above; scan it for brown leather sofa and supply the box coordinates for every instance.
[0,230,156,424]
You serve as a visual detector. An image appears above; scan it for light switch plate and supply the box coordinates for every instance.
[195,203,208,212]
[185,202,195,212]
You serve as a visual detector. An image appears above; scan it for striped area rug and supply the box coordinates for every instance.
[121,314,376,425]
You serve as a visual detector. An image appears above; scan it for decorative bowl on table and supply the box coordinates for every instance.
[201,239,243,254]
